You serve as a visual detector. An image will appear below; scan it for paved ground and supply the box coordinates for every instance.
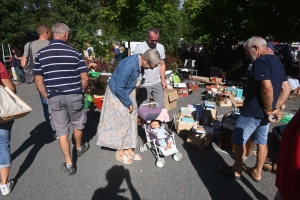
[3,83,299,200]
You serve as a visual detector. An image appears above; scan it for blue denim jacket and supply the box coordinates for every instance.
[109,54,140,107]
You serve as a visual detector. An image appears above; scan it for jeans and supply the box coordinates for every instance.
[231,115,270,145]
[0,121,14,168]
[40,93,57,135]
[39,93,50,122]
[14,66,25,83]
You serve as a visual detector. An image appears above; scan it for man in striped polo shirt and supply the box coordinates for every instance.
[33,23,90,175]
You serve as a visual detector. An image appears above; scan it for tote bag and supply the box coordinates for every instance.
[0,85,32,123]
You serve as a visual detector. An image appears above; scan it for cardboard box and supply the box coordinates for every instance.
[187,133,214,150]
[164,89,179,111]
[227,91,243,107]
[173,113,197,136]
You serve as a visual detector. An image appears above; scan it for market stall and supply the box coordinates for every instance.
[84,58,116,110]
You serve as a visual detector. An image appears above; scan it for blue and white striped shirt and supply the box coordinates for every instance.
[33,40,88,98]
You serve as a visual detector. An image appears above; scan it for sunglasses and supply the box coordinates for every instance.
[245,45,255,54]
[147,36,159,43]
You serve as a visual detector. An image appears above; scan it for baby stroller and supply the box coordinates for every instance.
[138,103,183,167]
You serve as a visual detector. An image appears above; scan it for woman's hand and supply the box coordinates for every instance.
[128,105,134,113]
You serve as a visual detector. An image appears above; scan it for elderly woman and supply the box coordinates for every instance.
[0,59,16,196]
[97,49,161,164]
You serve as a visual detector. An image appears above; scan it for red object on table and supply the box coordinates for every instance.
[93,97,104,110]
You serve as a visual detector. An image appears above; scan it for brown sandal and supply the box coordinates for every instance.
[272,163,277,174]
[242,166,262,182]
[125,151,142,161]
[115,153,132,164]
[262,158,272,172]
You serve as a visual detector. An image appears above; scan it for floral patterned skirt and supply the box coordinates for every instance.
[96,87,137,150]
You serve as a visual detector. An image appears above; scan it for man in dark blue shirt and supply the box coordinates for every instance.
[34,23,90,176]
[219,36,291,182]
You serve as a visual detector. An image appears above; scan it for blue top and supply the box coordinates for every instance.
[12,53,21,67]
[109,54,140,107]
[242,54,287,118]
[33,40,88,98]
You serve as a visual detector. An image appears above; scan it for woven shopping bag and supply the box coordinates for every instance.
[0,85,32,123]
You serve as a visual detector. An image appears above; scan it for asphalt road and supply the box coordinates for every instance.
[3,83,299,200]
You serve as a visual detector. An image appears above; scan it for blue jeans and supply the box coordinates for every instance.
[0,121,14,168]
[14,66,25,83]
[231,115,270,145]
[40,93,57,135]
[40,93,50,122]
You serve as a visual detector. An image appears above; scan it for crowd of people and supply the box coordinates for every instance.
[0,24,299,200]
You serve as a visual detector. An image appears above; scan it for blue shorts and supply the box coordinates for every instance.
[231,115,270,145]
[0,121,14,168]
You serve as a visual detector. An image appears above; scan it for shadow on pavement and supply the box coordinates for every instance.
[82,111,100,144]
[70,111,99,167]
[91,165,141,200]
[11,121,55,182]
[179,135,268,200]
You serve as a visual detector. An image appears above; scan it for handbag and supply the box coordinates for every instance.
[0,85,32,123]
[23,41,34,84]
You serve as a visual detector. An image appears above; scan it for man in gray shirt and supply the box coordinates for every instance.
[21,25,51,83]
[133,27,167,107]
[20,25,58,139]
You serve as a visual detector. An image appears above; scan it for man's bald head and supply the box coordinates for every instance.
[37,25,51,36]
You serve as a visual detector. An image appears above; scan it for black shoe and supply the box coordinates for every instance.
[77,142,89,157]
[61,162,76,175]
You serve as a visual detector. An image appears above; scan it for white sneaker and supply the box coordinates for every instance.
[1,179,14,196]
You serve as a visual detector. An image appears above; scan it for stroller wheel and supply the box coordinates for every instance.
[173,153,182,161]
[146,142,151,149]
[156,158,165,168]
[139,145,146,152]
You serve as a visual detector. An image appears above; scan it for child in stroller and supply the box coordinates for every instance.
[150,120,173,150]
[138,103,182,167]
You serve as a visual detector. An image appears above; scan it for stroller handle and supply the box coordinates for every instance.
[141,102,159,107]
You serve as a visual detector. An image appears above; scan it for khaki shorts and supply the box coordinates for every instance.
[48,94,86,136]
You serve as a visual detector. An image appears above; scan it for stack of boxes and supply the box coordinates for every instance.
[174,104,215,150]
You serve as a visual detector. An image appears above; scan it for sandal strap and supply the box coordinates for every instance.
[115,153,132,164]
[125,151,142,160]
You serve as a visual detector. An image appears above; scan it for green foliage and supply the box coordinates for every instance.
[98,0,183,55]
[50,0,101,51]
[0,0,28,47]
[183,0,300,43]
[2,0,300,59]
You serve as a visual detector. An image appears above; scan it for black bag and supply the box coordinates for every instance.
[23,42,34,84]
[272,125,286,150]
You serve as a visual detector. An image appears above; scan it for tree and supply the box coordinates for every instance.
[99,0,183,54]
[49,0,101,52]
[0,0,28,48]
[182,0,300,43]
